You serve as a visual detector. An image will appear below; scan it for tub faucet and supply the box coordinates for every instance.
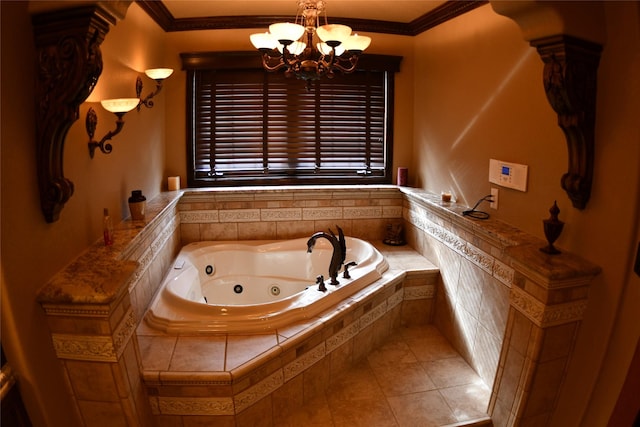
[343,261,358,279]
[306,226,346,286]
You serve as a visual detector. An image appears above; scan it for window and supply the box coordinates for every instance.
[183,52,401,187]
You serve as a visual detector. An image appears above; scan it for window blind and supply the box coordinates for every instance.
[185,53,400,187]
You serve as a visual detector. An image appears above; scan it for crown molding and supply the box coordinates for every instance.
[135,0,488,36]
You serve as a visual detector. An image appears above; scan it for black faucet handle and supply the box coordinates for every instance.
[316,275,327,292]
[342,261,358,279]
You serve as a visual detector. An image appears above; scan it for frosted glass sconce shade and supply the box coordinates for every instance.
[87,98,139,158]
[144,68,173,80]
[137,68,173,110]
[100,98,140,113]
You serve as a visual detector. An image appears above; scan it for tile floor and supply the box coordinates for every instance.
[276,324,492,427]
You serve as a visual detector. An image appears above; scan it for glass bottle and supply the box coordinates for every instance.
[103,208,114,246]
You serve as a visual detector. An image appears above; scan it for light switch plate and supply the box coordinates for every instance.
[489,159,528,192]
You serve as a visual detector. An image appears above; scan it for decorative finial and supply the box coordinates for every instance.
[540,201,564,254]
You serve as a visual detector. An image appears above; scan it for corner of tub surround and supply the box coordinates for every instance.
[505,242,601,287]
[400,187,542,248]
[36,254,138,306]
[400,187,601,282]
[37,191,183,306]
[401,187,602,425]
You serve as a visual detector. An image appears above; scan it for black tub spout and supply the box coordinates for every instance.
[306,226,346,286]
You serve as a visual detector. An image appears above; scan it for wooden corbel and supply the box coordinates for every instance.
[530,35,602,210]
[32,6,116,223]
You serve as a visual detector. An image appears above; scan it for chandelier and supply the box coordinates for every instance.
[249,0,371,86]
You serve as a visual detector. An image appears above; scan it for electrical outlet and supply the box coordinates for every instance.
[490,187,499,209]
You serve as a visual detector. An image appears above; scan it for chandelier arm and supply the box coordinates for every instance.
[331,55,360,73]
[281,48,298,69]
[317,49,336,74]
[262,53,287,72]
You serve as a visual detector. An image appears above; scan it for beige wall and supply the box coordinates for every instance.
[1,1,638,426]
[1,3,168,427]
[412,3,640,426]
[411,6,566,235]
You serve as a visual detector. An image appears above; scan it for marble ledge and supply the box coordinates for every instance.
[505,243,601,288]
[400,188,601,288]
[179,184,402,201]
[401,188,540,248]
[37,191,183,306]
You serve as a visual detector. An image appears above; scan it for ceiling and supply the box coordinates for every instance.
[161,0,446,24]
[136,0,488,36]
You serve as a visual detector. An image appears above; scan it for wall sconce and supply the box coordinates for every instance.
[86,98,140,158]
[136,68,173,110]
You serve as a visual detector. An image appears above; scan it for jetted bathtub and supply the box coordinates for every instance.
[145,237,388,333]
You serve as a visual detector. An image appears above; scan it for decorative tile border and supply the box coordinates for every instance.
[127,214,179,291]
[180,210,219,224]
[155,396,234,416]
[325,321,360,354]
[461,242,495,275]
[52,333,117,362]
[344,206,383,219]
[383,205,403,218]
[40,304,111,317]
[261,208,303,222]
[493,259,515,288]
[510,286,587,327]
[51,308,136,362]
[113,308,137,356]
[219,209,261,222]
[388,288,404,309]
[302,207,344,220]
[404,285,436,300]
[283,342,325,382]
[234,369,284,413]
[360,301,388,329]
[405,204,507,290]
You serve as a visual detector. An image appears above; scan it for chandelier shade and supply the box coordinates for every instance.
[341,34,372,53]
[269,22,306,44]
[250,32,279,51]
[315,24,352,45]
[249,0,371,87]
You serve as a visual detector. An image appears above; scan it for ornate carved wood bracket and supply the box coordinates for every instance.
[32,6,117,222]
[530,35,602,210]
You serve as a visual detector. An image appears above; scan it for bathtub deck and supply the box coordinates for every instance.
[137,242,491,426]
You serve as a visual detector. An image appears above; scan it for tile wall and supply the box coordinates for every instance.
[177,186,404,243]
[37,185,600,427]
[400,190,600,426]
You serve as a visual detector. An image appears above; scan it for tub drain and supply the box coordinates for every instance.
[234,284,243,294]
[205,265,214,275]
[270,285,281,296]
